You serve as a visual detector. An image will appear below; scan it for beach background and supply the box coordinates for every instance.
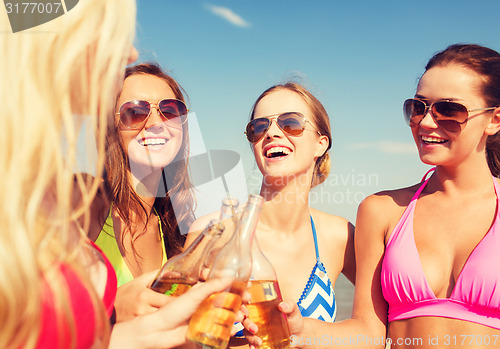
[335,274,354,320]
[135,0,500,320]
[132,0,499,323]
[133,0,500,221]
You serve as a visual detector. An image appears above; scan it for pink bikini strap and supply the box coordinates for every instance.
[410,167,435,201]
[420,167,436,182]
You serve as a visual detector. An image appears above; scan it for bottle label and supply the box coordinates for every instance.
[165,283,179,296]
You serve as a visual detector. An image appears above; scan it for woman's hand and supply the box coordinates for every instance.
[109,277,234,349]
[114,270,171,322]
[242,299,304,349]
[278,300,305,342]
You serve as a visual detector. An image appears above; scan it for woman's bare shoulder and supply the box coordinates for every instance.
[185,211,222,247]
[309,207,350,229]
[189,211,221,234]
[355,183,422,241]
[360,184,420,213]
[308,207,353,244]
[309,183,421,225]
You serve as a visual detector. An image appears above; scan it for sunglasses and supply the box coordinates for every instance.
[116,99,188,129]
[245,112,320,143]
[403,98,497,132]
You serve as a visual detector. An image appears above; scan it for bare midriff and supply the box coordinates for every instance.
[388,317,500,349]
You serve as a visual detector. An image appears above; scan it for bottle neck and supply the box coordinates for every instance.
[209,195,263,281]
[234,202,260,246]
[181,222,223,267]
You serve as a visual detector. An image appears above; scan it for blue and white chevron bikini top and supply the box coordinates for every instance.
[297,216,336,322]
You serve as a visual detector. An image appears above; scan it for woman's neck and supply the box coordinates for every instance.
[258,176,313,234]
[431,159,494,194]
[128,168,163,216]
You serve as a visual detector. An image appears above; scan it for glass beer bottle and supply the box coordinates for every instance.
[219,196,241,222]
[187,194,264,349]
[149,220,224,296]
[247,235,291,349]
[203,196,242,270]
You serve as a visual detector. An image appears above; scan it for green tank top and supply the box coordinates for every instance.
[95,205,168,287]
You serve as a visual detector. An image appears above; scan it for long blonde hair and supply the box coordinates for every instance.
[0,0,136,347]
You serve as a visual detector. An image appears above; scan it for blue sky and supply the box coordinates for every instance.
[134,0,500,222]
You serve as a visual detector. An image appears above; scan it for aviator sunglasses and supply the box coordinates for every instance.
[245,112,320,143]
[403,98,497,133]
[116,99,188,129]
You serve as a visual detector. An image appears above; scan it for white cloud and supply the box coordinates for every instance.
[348,141,417,155]
[206,4,250,27]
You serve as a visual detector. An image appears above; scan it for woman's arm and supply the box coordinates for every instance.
[109,278,234,349]
[247,194,389,349]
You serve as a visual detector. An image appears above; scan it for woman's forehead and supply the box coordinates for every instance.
[254,89,311,118]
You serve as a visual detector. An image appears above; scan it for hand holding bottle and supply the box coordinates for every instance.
[114,269,173,322]
[242,299,304,349]
[150,221,224,296]
[247,237,292,349]
[187,194,264,349]
[109,277,237,349]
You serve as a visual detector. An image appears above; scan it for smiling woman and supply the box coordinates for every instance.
[87,62,195,322]
[242,83,355,327]
[250,44,500,349]
[186,82,356,348]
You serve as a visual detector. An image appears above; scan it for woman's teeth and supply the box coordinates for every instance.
[422,135,448,144]
[266,146,291,158]
[139,138,166,146]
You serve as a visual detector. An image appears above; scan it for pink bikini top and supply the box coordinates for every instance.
[36,242,117,348]
[381,175,500,329]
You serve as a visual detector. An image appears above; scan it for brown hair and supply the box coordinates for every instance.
[424,44,500,177]
[249,82,332,187]
[105,62,194,257]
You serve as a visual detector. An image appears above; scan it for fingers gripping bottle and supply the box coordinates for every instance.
[187,194,264,349]
[149,220,224,296]
[247,236,291,349]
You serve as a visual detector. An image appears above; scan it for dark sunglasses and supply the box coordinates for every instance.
[245,112,320,143]
[403,98,497,132]
[116,99,188,129]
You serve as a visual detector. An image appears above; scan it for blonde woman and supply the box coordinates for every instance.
[188,82,355,346]
[0,1,237,348]
[240,83,355,320]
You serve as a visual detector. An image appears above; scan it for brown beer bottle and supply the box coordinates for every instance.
[247,236,291,349]
[149,220,224,296]
[187,194,264,349]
